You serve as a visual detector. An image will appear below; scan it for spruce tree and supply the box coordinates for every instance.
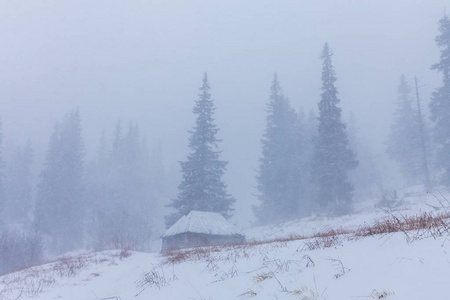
[254,74,307,224]
[166,73,235,227]
[387,75,423,185]
[312,43,357,213]
[35,109,84,253]
[430,14,450,185]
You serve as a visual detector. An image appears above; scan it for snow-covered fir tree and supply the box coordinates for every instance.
[166,73,235,228]
[430,14,450,185]
[254,74,310,224]
[312,43,357,214]
[387,75,424,185]
[34,109,84,253]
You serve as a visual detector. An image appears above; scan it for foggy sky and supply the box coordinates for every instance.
[0,0,447,226]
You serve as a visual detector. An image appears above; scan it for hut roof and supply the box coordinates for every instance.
[162,211,243,238]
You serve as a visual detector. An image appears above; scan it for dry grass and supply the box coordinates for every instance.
[119,248,132,260]
[288,287,327,300]
[0,250,132,300]
[368,289,395,299]
[160,231,344,265]
[355,212,450,242]
[163,246,220,264]
[239,289,258,297]
[253,272,273,283]
[302,234,342,251]
[289,276,327,300]
[135,268,168,292]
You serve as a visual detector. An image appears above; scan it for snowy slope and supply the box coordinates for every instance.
[1,186,450,300]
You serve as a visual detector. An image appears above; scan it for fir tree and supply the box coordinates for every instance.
[312,43,357,213]
[34,109,85,253]
[166,73,235,227]
[387,75,423,185]
[430,14,450,185]
[254,74,308,224]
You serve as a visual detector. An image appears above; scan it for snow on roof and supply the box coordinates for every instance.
[163,211,243,237]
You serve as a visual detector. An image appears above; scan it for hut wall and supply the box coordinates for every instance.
[162,232,245,251]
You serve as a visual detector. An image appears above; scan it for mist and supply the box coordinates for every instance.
[0,0,448,260]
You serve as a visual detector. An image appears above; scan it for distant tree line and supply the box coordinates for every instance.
[0,111,167,258]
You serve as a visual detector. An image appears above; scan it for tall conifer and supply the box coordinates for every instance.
[312,43,357,213]
[166,73,235,227]
[254,74,305,224]
[35,110,84,252]
[387,75,423,184]
[430,15,450,185]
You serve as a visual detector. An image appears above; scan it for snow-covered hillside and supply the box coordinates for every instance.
[1,186,450,300]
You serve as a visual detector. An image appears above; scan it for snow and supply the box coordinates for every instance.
[1,187,450,299]
[163,210,244,237]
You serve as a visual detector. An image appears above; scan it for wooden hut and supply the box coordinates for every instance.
[161,211,245,251]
